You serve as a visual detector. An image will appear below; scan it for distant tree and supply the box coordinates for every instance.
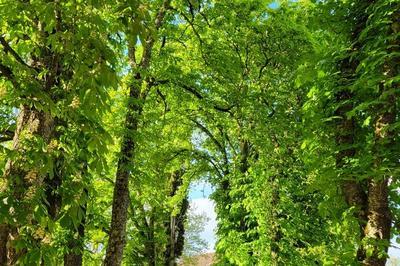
[181,206,210,264]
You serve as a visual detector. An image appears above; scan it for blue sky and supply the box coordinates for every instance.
[189,180,214,200]
[188,181,216,251]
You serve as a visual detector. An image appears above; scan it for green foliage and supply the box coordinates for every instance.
[0,0,398,265]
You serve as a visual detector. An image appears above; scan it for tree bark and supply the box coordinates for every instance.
[362,7,398,266]
[64,188,88,266]
[335,88,368,261]
[333,1,381,262]
[103,1,171,265]
[164,170,188,266]
[0,105,55,264]
[63,218,86,266]
[0,225,8,266]
[103,83,141,266]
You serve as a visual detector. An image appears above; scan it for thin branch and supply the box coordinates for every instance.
[191,119,224,152]
[152,79,234,113]
[0,35,37,72]
[156,88,169,115]
[140,0,171,68]
[0,63,15,81]
[190,118,229,171]
[0,62,19,88]
[193,150,225,180]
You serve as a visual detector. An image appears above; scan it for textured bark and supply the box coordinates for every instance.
[103,84,141,266]
[362,8,398,265]
[333,1,378,262]
[0,224,8,266]
[0,106,55,264]
[0,7,63,262]
[363,179,391,266]
[103,1,171,265]
[335,89,368,258]
[363,81,396,266]
[64,253,83,266]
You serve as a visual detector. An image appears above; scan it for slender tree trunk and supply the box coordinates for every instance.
[63,219,86,266]
[148,215,156,266]
[64,188,88,266]
[165,170,188,266]
[270,175,280,266]
[103,82,142,266]
[103,2,171,265]
[0,224,8,266]
[167,216,176,266]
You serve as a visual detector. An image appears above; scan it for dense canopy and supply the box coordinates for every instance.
[0,0,399,265]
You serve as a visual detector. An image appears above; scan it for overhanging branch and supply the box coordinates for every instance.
[0,35,37,72]
[152,79,234,113]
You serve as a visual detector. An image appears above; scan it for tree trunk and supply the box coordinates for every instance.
[363,178,391,266]
[148,215,156,266]
[335,88,368,261]
[165,170,188,266]
[103,83,141,266]
[63,220,86,266]
[0,106,55,264]
[270,175,280,266]
[363,93,396,266]
[333,1,378,262]
[0,225,8,266]
[103,2,170,264]
[64,188,88,266]
[362,7,398,265]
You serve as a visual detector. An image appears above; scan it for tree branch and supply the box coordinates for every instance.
[0,62,19,88]
[140,0,171,68]
[0,35,37,72]
[152,79,234,113]
[190,118,229,169]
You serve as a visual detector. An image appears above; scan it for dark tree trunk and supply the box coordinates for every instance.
[63,216,86,266]
[147,215,156,266]
[103,2,171,264]
[270,175,281,266]
[362,6,398,266]
[64,188,88,266]
[0,224,8,266]
[103,82,142,266]
[0,106,55,264]
[363,85,396,266]
[165,170,188,266]
[335,88,368,261]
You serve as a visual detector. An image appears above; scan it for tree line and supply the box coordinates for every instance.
[0,0,399,265]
